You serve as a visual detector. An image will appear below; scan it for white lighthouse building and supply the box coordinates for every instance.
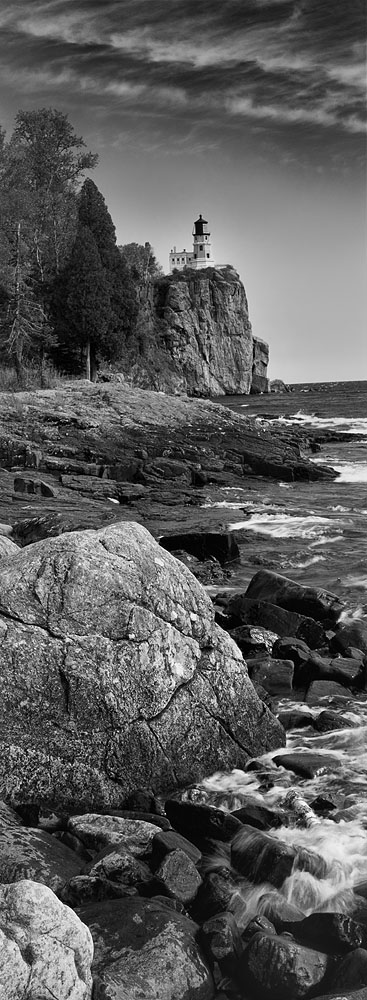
[169,214,215,273]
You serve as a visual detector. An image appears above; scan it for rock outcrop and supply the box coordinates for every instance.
[0,521,285,810]
[128,266,259,395]
[251,337,270,394]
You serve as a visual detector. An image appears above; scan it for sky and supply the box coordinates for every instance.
[0,0,366,383]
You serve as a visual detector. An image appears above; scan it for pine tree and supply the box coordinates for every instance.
[65,226,111,380]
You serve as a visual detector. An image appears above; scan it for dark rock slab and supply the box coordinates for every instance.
[273,751,341,779]
[231,826,296,888]
[282,913,367,954]
[151,829,202,868]
[199,912,244,978]
[238,931,331,999]
[159,531,240,565]
[226,598,325,648]
[329,949,367,991]
[247,657,294,694]
[155,848,202,906]
[232,800,283,832]
[277,708,315,731]
[331,622,367,656]
[245,569,345,624]
[306,680,353,705]
[164,800,243,846]
[315,710,356,733]
[230,625,278,657]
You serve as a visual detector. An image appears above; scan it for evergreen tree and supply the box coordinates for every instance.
[0,109,97,378]
[71,179,136,363]
[64,225,111,380]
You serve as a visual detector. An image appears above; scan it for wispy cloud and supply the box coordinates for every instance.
[0,0,365,166]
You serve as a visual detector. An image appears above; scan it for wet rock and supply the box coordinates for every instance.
[245,569,345,625]
[60,874,138,907]
[297,655,363,689]
[165,800,243,847]
[0,879,93,999]
[232,800,283,831]
[247,657,294,694]
[315,710,356,732]
[277,708,315,731]
[172,550,229,584]
[151,829,202,868]
[258,892,306,930]
[283,913,367,954]
[230,624,278,657]
[68,815,159,856]
[243,915,277,940]
[122,788,163,813]
[273,751,341,780]
[329,949,367,991]
[104,809,169,830]
[309,795,338,816]
[155,848,202,906]
[238,930,330,999]
[159,531,240,565]
[272,636,311,669]
[331,622,367,656]
[227,599,325,648]
[78,896,215,999]
[306,680,352,705]
[83,843,158,894]
[192,871,238,922]
[0,522,284,811]
[231,826,296,888]
[199,912,244,978]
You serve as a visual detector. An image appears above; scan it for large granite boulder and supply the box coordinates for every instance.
[0,522,284,810]
[0,879,93,1000]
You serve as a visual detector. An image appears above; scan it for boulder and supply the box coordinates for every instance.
[273,751,341,780]
[164,800,243,847]
[0,522,285,811]
[245,570,345,624]
[0,819,82,894]
[68,815,159,856]
[78,896,215,999]
[226,598,325,648]
[199,911,244,978]
[282,913,367,954]
[155,848,203,906]
[0,879,93,1000]
[230,625,278,656]
[306,680,352,705]
[247,657,294,694]
[329,949,367,991]
[239,930,330,998]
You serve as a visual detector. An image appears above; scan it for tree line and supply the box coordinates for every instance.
[0,108,162,383]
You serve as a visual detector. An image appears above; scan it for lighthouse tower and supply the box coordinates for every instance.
[191,214,215,269]
[169,214,215,272]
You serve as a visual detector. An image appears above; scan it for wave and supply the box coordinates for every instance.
[227,512,342,540]
[273,412,367,435]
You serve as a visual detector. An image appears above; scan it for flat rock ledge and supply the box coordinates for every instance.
[0,521,284,811]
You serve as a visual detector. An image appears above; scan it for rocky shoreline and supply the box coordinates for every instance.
[1,381,367,999]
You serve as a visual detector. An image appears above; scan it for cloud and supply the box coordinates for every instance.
[0,0,365,167]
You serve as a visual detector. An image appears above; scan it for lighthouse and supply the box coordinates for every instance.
[169,214,215,273]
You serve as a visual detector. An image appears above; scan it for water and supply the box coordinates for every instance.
[193,382,367,941]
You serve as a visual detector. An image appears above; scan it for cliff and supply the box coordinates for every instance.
[123,266,266,397]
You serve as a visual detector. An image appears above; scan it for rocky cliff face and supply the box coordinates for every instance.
[126,266,264,397]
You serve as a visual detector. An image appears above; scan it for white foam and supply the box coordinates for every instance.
[276,412,367,435]
[335,463,367,483]
[228,512,337,540]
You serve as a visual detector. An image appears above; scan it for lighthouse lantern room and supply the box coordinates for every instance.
[169,214,215,273]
